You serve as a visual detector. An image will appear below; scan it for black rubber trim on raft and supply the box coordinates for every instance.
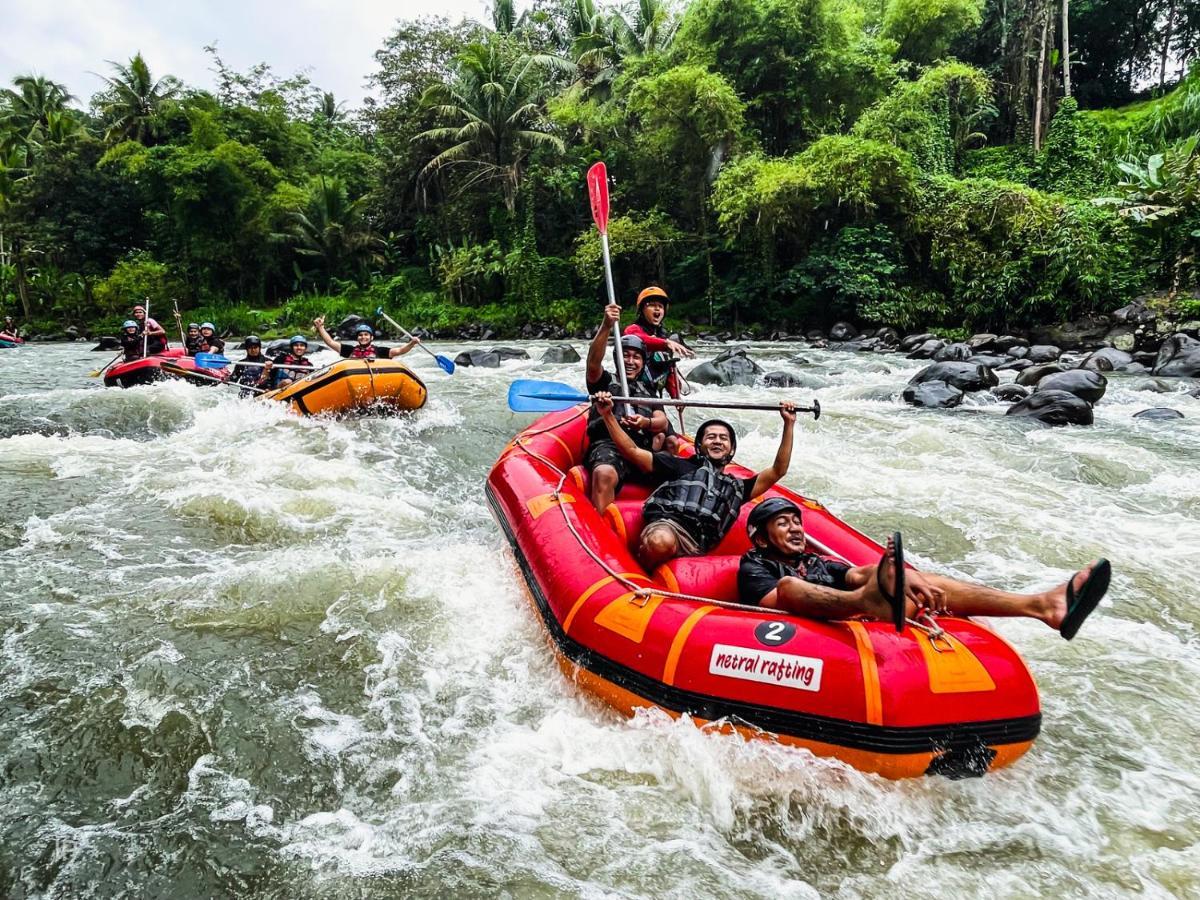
[281,363,427,405]
[485,484,1042,756]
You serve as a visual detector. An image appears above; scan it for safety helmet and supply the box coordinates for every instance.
[132,305,146,313]
[187,322,199,330]
[354,324,374,336]
[200,322,215,331]
[747,497,803,541]
[618,334,647,358]
[289,335,308,346]
[244,335,262,347]
[122,320,139,330]
[695,419,737,455]
[636,286,669,309]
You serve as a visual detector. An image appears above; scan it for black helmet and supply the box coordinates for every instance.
[618,334,647,358]
[244,335,262,347]
[695,419,737,455]
[747,497,803,541]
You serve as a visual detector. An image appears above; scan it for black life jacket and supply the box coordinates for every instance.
[643,458,745,550]
[232,357,264,385]
[586,374,658,448]
[119,331,144,359]
[184,335,204,356]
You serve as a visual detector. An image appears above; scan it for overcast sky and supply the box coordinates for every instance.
[0,0,491,108]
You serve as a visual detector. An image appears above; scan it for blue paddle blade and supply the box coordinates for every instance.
[194,352,231,369]
[435,354,456,374]
[508,379,590,412]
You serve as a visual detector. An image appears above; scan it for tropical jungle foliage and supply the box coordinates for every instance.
[1,0,1198,336]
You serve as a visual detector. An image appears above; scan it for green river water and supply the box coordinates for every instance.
[0,342,1198,899]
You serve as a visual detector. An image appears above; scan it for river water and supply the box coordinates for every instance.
[1,342,1197,898]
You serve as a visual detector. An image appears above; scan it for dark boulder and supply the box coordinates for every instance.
[908,361,998,392]
[763,371,803,388]
[1032,316,1112,351]
[687,348,764,386]
[967,333,998,351]
[967,354,1011,369]
[454,349,501,368]
[991,384,1030,401]
[899,333,937,352]
[333,314,371,339]
[789,355,812,366]
[829,321,858,341]
[1190,385,1200,398]
[933,342,973,361]
[1121,362,1150,375]
[874,327,901,347]
[863,362,893,374]
[92,336,121,351]
[541,344,581,364]
[1152,334,1200,377]
[1008,346,1029,359]
[994,335,1029,352]
[830,338,878,352]
[1037,369,1107,404]
[1132,407,1184,421]
[1025,344,1062,363]
[907,339,945,360]
[1079,347,1134,372]
[1111,297,1156,326]
[491,346,531,361]
[805,329,826,342]
[265,339,326,356]
[1005,390,1094,426]
[1128,377,1174,393]
[996,359,1036,372]
[1016,363,1066,386]
[902,380,963,408]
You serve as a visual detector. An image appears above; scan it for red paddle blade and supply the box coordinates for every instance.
[586,162,609,234]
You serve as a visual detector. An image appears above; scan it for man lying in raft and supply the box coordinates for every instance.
[592,393,797,569]
[312,317,421,360]
[262,335,315,389]
[738,496,1111,638]
[584,305,669,512]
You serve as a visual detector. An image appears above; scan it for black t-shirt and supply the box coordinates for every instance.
[585,369,657,447]
[737,548,852,606]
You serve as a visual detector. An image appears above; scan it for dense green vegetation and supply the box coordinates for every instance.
[1,0,1198,338]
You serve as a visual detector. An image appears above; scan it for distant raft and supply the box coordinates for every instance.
[104,349,228,388]
[487,407,1042,780]
[259,358,427,416]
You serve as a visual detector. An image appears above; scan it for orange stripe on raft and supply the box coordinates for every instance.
[563,572,652,635]
[656,564,680,594]
[847,622,883,726]
[526,492,576,520]
[663,605,716,685]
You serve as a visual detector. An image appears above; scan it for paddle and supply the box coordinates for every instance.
[194,352,313,371]
[508,378,822,418]
[89,350,124,378]
[162,363,268,394]
[142,298,151,358]
[587,161,630,415]
[172,299,186,344]
[374,308,455,374]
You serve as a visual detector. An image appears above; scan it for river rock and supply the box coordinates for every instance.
[1133,407,1184,420]
[1112,297,1156,326]
[933,342,973,361]
[1016,363,1066,385]
[830,321,858,341]
[1025,344,1062,363]
[1037,369,1107,403]
[907,339,945,360]
[902,380,963,408]
[997,359,1035,371]
[908,361,998,392]
[1121,362,1150,375]
[332,315,371,339]
[994,335,1029,352]
[967,333,998,351]
[874,327,901,347]
[1079,347,1134,372]
[991,384,1030,401]
[1007,346,1029,359]
[687,348,763,386]
[1006,390,1094,426]
[805,329,826,342]
[789,355,812,366]
[1103,327,1137,352]
[967,354,1010,369]
[1128,377,1174,393]
[762,371,803,387]
[92,336,121,351]
[899,333,937,352]
[541,344,580,364]
[491,346,530,361]
[454,349,501,368]
[1152,334,1200,377]
[1033,316,1111,350]
[863,362,893,374]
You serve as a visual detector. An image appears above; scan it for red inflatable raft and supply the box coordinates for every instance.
[487,407,1042,779]
[103,349,229,388]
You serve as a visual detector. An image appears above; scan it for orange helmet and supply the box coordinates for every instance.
[636,286,669,309]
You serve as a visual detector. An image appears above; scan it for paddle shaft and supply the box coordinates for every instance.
[162,364,267,394]
[209,358,315,371]
[376,310,440,365]
[603,395,821,416]
[172,299,186,344]
[91,350,124,377]
[142,298,150,358]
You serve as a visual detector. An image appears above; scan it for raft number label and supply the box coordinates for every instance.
[754,621,796,646]
[708,644,823,692]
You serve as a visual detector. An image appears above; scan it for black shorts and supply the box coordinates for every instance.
[584,440,636,489]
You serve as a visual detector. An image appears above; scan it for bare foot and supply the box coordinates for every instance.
[1043,560,1098,629]
[859,536,907,628]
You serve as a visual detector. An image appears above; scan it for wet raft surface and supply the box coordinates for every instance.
[1,343,1198,897]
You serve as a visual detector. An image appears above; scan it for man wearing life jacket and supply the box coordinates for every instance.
[312,317,420,359]
[592,393,797,570]
[262,335,315,389]
[131,304,167,353]
[118,320,146,360]
[623,286,694,399]
[737,497,1111,640]
[182,323,204,356]
[231,335,268,397]
[198,322,225,354]
[584,304,669,512]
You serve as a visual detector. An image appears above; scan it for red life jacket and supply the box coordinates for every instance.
[349,343,379,359]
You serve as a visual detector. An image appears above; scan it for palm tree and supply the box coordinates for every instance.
[314,91,346,129]
[280,177,384,291]
[616,0,679,57]
[98,53,182,144]
[0,145,31,316]
[0,75,73,150]
[415,40,569,214]
[492,0,517,34]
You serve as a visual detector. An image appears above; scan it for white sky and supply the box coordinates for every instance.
[0,0,491,109]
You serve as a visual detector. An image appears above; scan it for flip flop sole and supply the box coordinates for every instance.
[1061,558,1111,641]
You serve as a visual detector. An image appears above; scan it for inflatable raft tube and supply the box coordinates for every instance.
[102,349,222,388]
[486,406,1041,779]
[259,359,427,416]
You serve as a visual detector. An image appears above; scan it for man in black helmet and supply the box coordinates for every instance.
[583,303,669,511]
[231,335,268,397]
[592,393,798,569]
[738,496,1111,640]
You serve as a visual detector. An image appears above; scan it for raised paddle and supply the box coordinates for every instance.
[374,308,455,374]
[587,161,630,416]
[507,378,821,418]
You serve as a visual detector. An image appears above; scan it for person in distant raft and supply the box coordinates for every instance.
[1,316,20,341]
[231,335,268,397]
[736,496,1112,639]
[592,394,797,569]
[583,304,669,512]
[182,323,204,356]
[130,304,167,353]
[262,335,315,389]
[312,317,420,359]
[198,322,225,354]
[118,320,146,360]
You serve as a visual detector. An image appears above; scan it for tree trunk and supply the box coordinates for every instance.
[13,235,32,319]
[1159,0,1177,88]
[1061,0,1071,97]
[1033,7,1050,151]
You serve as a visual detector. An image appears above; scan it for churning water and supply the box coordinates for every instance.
[1,342,1197,898]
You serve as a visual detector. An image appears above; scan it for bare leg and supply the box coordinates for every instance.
[769,545,903,622]
[637,523,679,570]
[589,464,619,512]
[925,562,1103,630]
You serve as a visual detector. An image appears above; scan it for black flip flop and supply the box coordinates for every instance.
[1060,558,1111,641]
[875,532,906,633]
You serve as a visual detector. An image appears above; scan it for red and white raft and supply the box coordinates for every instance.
[103,349,229,388]
[487,407,1042,779]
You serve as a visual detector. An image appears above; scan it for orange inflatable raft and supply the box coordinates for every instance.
[486,407,1042,779]
[260,359,427,416]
